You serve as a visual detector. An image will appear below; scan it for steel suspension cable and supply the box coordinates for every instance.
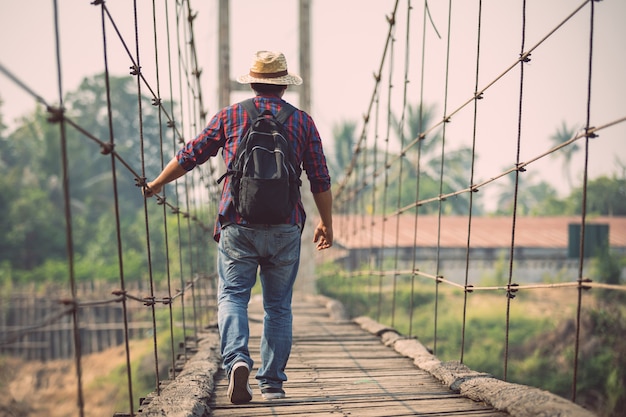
[177,0,200,342]
[150,0,179,380]
[130,0,164,397]
[431,0,455,356]
[52,2,85,414]
[368,90,382,309]
[96,0,136,412]
[376,19,396,323]
[166,0,191,361]
[408,0,436,338]
[502,0,530,382]
[572,0,597,403]
[460,0,483,365]
[390,0,413,328]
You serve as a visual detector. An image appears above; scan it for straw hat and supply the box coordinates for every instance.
[236,51,302,86]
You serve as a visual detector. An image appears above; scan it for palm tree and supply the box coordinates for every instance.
[391,102,439,165]
[330,121,357,181]
[549,121,579,189]
[390,102,478,214]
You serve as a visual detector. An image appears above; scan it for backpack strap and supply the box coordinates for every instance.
[240,98,296,124]
[273,103,301,187]
[240,98,259,120]
[275,102,296,124]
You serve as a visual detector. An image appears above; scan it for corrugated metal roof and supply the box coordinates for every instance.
[334,215,626,249]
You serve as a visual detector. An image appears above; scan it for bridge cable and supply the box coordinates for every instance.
[572,0,597,403]
[407,0,434,338]
[431,0,455,357]
[390,0,413,328]
[52,0,86,415]
[96,0,137,413]
[126,0,166,397]
[150,0,178,381]
[377,11,397,323]
[502,0,529,383]
[460,0,484,365]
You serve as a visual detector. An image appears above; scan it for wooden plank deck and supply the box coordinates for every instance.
[208,294,509,417]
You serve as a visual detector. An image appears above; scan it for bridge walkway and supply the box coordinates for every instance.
[207,294,509,417]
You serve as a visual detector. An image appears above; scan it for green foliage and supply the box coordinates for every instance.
[329,121,357,181]
[566,176,626,216]
[478,250,509,287]
[333,102,481,215]
[584,307,626,416]
[589,250,626,305]
[88,305,193,413]
[0,73,215,287]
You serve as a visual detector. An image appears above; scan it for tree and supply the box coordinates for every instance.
[0,73,170,274]
[388,102,479,215]
[549,121,580,189]
[567,175,626,216]
[495,171,561,216]
[329,120,357,181]
[0,95,6,141]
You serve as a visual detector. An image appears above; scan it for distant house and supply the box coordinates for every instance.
[331,215,626,284]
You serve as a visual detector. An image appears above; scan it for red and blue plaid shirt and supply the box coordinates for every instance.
[176,94,331,241]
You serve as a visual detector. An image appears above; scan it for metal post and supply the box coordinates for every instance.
[218,0,230,108]
[299,0,312,112]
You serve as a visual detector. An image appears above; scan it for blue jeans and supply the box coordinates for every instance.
[217,223,301,390]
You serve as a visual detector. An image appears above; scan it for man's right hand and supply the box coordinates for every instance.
[143,181,162,198]
[313,221,333,250]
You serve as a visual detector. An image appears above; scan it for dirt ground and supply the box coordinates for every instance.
[1,340,149,417]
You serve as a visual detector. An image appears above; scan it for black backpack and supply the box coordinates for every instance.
[218,99,302,224]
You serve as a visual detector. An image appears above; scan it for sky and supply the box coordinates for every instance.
[1,0,625,208]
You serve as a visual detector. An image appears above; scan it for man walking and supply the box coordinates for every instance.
[144,50,333,403]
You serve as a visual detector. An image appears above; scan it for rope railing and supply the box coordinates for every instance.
[0,1,217,416]
[322,0,626,411]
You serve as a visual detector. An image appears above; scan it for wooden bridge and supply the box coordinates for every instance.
[135,294,592,417]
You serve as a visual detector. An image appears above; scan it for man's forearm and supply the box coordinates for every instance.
[145,157,188,196]
[313,189,333,226]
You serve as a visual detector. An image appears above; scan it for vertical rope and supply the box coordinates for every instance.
[432,0,454,356]
[503,0,529,382]
[52,1,85,415]
[174,0,198,351]
[391,0,412,328]
[408,0,431,338]
[460,0,484,364]
[377,18,396,322]
[132,0,162,395]
[151,0,179,379]
[572,0,596,403]
[97,1,135,412]
[368,89,381,309]
[182,0,205,298]
[167,0,190,361]
[178,1,200,342]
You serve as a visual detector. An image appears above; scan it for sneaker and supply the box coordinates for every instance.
[227,362,253,404]
[261,387,285,400]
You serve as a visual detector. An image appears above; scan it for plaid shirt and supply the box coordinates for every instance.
[176,94,331,241]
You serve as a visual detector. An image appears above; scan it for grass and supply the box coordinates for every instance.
[318,274,588,393]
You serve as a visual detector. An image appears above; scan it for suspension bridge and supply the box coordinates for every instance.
[1,1,624,416]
